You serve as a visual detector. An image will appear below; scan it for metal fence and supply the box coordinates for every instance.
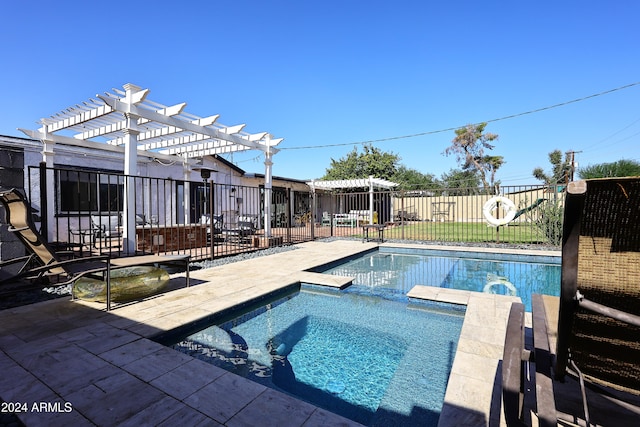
[313,185,565,246]
[26,164,316,261]
[20,165,563,264]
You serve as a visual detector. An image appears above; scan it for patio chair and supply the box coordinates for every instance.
[0,188,112,295]
[0,188,190,310]
[502,177,640,427]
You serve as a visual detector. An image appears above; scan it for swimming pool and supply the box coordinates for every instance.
[163,285,464,426]
[315,247,561,311]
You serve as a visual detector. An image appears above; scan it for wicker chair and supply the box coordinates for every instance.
[502,177,640,427]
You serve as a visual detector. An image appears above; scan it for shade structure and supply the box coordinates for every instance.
[20,83,283,249]
[307,176,398,226]
[307,177,398,191]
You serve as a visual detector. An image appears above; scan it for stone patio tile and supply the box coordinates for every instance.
[54,326,99,344]
[75,327,141,355]
[18,402,93,427]
[65,370,166,426]
[0,364,53,403]
[150,358,226,400]
[4,333,69,360]
[11,320,78,343]
[156,405,220,427]
[0,332,26,351]
[23,345,122,397]
[103,315,141,330]
[121,346,193,382]
[438,400,489,427]
[125,321,164,337]
[443,373,495,416]
[455,337,504,360]
[459,322,506,347]
[303,408,364,427]
[226,388,316,427]
[407,285,440,300]
[435,289,471,305]
[450,350,499,384]
[117,395,183,427]
[184,372,266,424]
[99,338,167,365]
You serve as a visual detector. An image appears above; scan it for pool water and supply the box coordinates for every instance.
[169,287,464,426]
[320,248,561,311]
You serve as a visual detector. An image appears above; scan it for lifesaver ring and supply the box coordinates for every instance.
[483,196,517,226]
[482,279,518,297]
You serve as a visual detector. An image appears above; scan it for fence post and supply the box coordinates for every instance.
[401,191,405,240]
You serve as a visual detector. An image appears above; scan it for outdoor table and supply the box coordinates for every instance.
[362,224,386,243]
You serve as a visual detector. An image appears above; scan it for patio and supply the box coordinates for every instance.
[0,240,558,426]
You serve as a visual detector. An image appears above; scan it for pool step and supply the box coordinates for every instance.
[297,271,353,289]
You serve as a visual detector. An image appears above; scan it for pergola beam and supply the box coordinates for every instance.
[97,94,279,154]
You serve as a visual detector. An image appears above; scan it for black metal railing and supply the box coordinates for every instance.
[23,164,563,263]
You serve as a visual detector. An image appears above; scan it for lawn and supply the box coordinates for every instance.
[383,221,552,245]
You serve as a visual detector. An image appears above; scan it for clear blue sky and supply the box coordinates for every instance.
[1,1,638,185]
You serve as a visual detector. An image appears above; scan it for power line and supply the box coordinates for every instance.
[280,81,640,151]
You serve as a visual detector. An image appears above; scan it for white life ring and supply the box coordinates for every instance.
[483,196,517,226]
[483,279,517,296]
[483,274,517,296]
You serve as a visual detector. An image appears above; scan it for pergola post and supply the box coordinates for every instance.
[369,175,375,224]
[42,137,56,242]
[263,135,273,237]
[122,84,142,254]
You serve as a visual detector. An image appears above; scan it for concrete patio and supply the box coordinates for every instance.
[0,240,559,426]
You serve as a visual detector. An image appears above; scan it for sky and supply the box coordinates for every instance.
[1,0,638,186]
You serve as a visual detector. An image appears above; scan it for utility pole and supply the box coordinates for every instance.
[566,150,582,182]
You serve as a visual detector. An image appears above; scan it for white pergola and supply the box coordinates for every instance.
[307,176,398,224]
[21,83,283,251]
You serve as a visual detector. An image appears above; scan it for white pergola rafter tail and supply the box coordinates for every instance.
[97,94,280,154]
[41,103,113,133]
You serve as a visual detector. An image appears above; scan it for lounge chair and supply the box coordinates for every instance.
[0,188,190,310]
[502,177,640,427]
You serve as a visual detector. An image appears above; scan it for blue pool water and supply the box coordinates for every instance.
[319,247,561,311]
[168,286,464,426]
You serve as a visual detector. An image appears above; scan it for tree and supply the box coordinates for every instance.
[532,150,572,184]
[480,155,505,193]
[322,144,400,181]
[392,166,442,191]
[578,159,640,179]
[443,123,499,192]
[440,168,482,195]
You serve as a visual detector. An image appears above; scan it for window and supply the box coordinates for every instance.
[57,169,123,213]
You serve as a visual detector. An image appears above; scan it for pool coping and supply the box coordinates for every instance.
[0,240,560,426]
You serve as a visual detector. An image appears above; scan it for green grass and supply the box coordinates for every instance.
[383,221,551,244]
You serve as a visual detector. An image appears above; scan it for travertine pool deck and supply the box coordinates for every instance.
[0,240,559,426]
